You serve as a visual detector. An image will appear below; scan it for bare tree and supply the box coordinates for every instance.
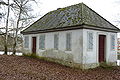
[12,0,37,54]
[0,0,10,54]
[4,0,10,54]
[0,0,38,54]
[0,13,2,19]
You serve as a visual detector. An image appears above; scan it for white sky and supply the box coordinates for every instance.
[33,0,120,37]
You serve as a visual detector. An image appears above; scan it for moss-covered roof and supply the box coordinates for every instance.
[21,3,120,34]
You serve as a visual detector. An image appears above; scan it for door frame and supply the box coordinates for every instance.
[98,34,106,63]
[32,36,37,54]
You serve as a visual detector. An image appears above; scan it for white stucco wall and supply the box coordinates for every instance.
[83,28,117,65]
[23,29,83,63]
[23,27,117,68]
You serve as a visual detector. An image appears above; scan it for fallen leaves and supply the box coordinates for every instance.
[0,55,119,80]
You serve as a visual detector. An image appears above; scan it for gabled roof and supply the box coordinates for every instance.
[21,3,120,34]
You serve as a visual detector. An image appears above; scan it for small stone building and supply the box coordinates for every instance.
[21,3,120,69]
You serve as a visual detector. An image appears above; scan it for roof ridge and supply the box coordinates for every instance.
[81,2,84,24]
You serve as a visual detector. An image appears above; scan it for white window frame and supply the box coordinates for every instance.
[54,33,59,50]
[39,34,45,50]
[66,32,72,51]
[111,35,115,50]
[87,32,93,50]
[24,36,29,48]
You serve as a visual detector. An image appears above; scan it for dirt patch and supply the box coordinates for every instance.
[0,55,119,80]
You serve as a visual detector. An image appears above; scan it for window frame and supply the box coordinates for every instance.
[66,32,72,51]
[39,34,45,50]
[54,33,59,50]
[24,36,29,48]
[111,35,115,50]
[87,32,93,51]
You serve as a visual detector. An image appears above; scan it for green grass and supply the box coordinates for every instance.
[99,62,113,69]
[23,53,39,59]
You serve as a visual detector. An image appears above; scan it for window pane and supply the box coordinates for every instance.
[54,34,59,50]
[111,35,115,50]
[39,35,45,49]
[87,32,93,50]
[66,33,71,51]
[24,36,29,48]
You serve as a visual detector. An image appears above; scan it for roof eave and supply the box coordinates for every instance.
[83,26,119,33]
[21,24,84,35]
[83,24,120,33]
[21,24,120,35]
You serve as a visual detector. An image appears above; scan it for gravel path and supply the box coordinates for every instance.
[0,55,120,80]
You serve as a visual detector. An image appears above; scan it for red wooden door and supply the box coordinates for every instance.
[32,37,36,54]
[99,35,106,62]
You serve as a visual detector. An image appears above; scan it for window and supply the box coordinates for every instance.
[66,33,71,51]
[111,35,115,50]
[24,36,29,48]
[54,34,59,50]
[87,32,93,50]
[39,35,45,49]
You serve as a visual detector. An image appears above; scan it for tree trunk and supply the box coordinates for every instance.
[13,39,16,55]
[12,8,21,55]
[4,0,10,55]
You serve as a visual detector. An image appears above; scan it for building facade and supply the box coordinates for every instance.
[21,3,120,69]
